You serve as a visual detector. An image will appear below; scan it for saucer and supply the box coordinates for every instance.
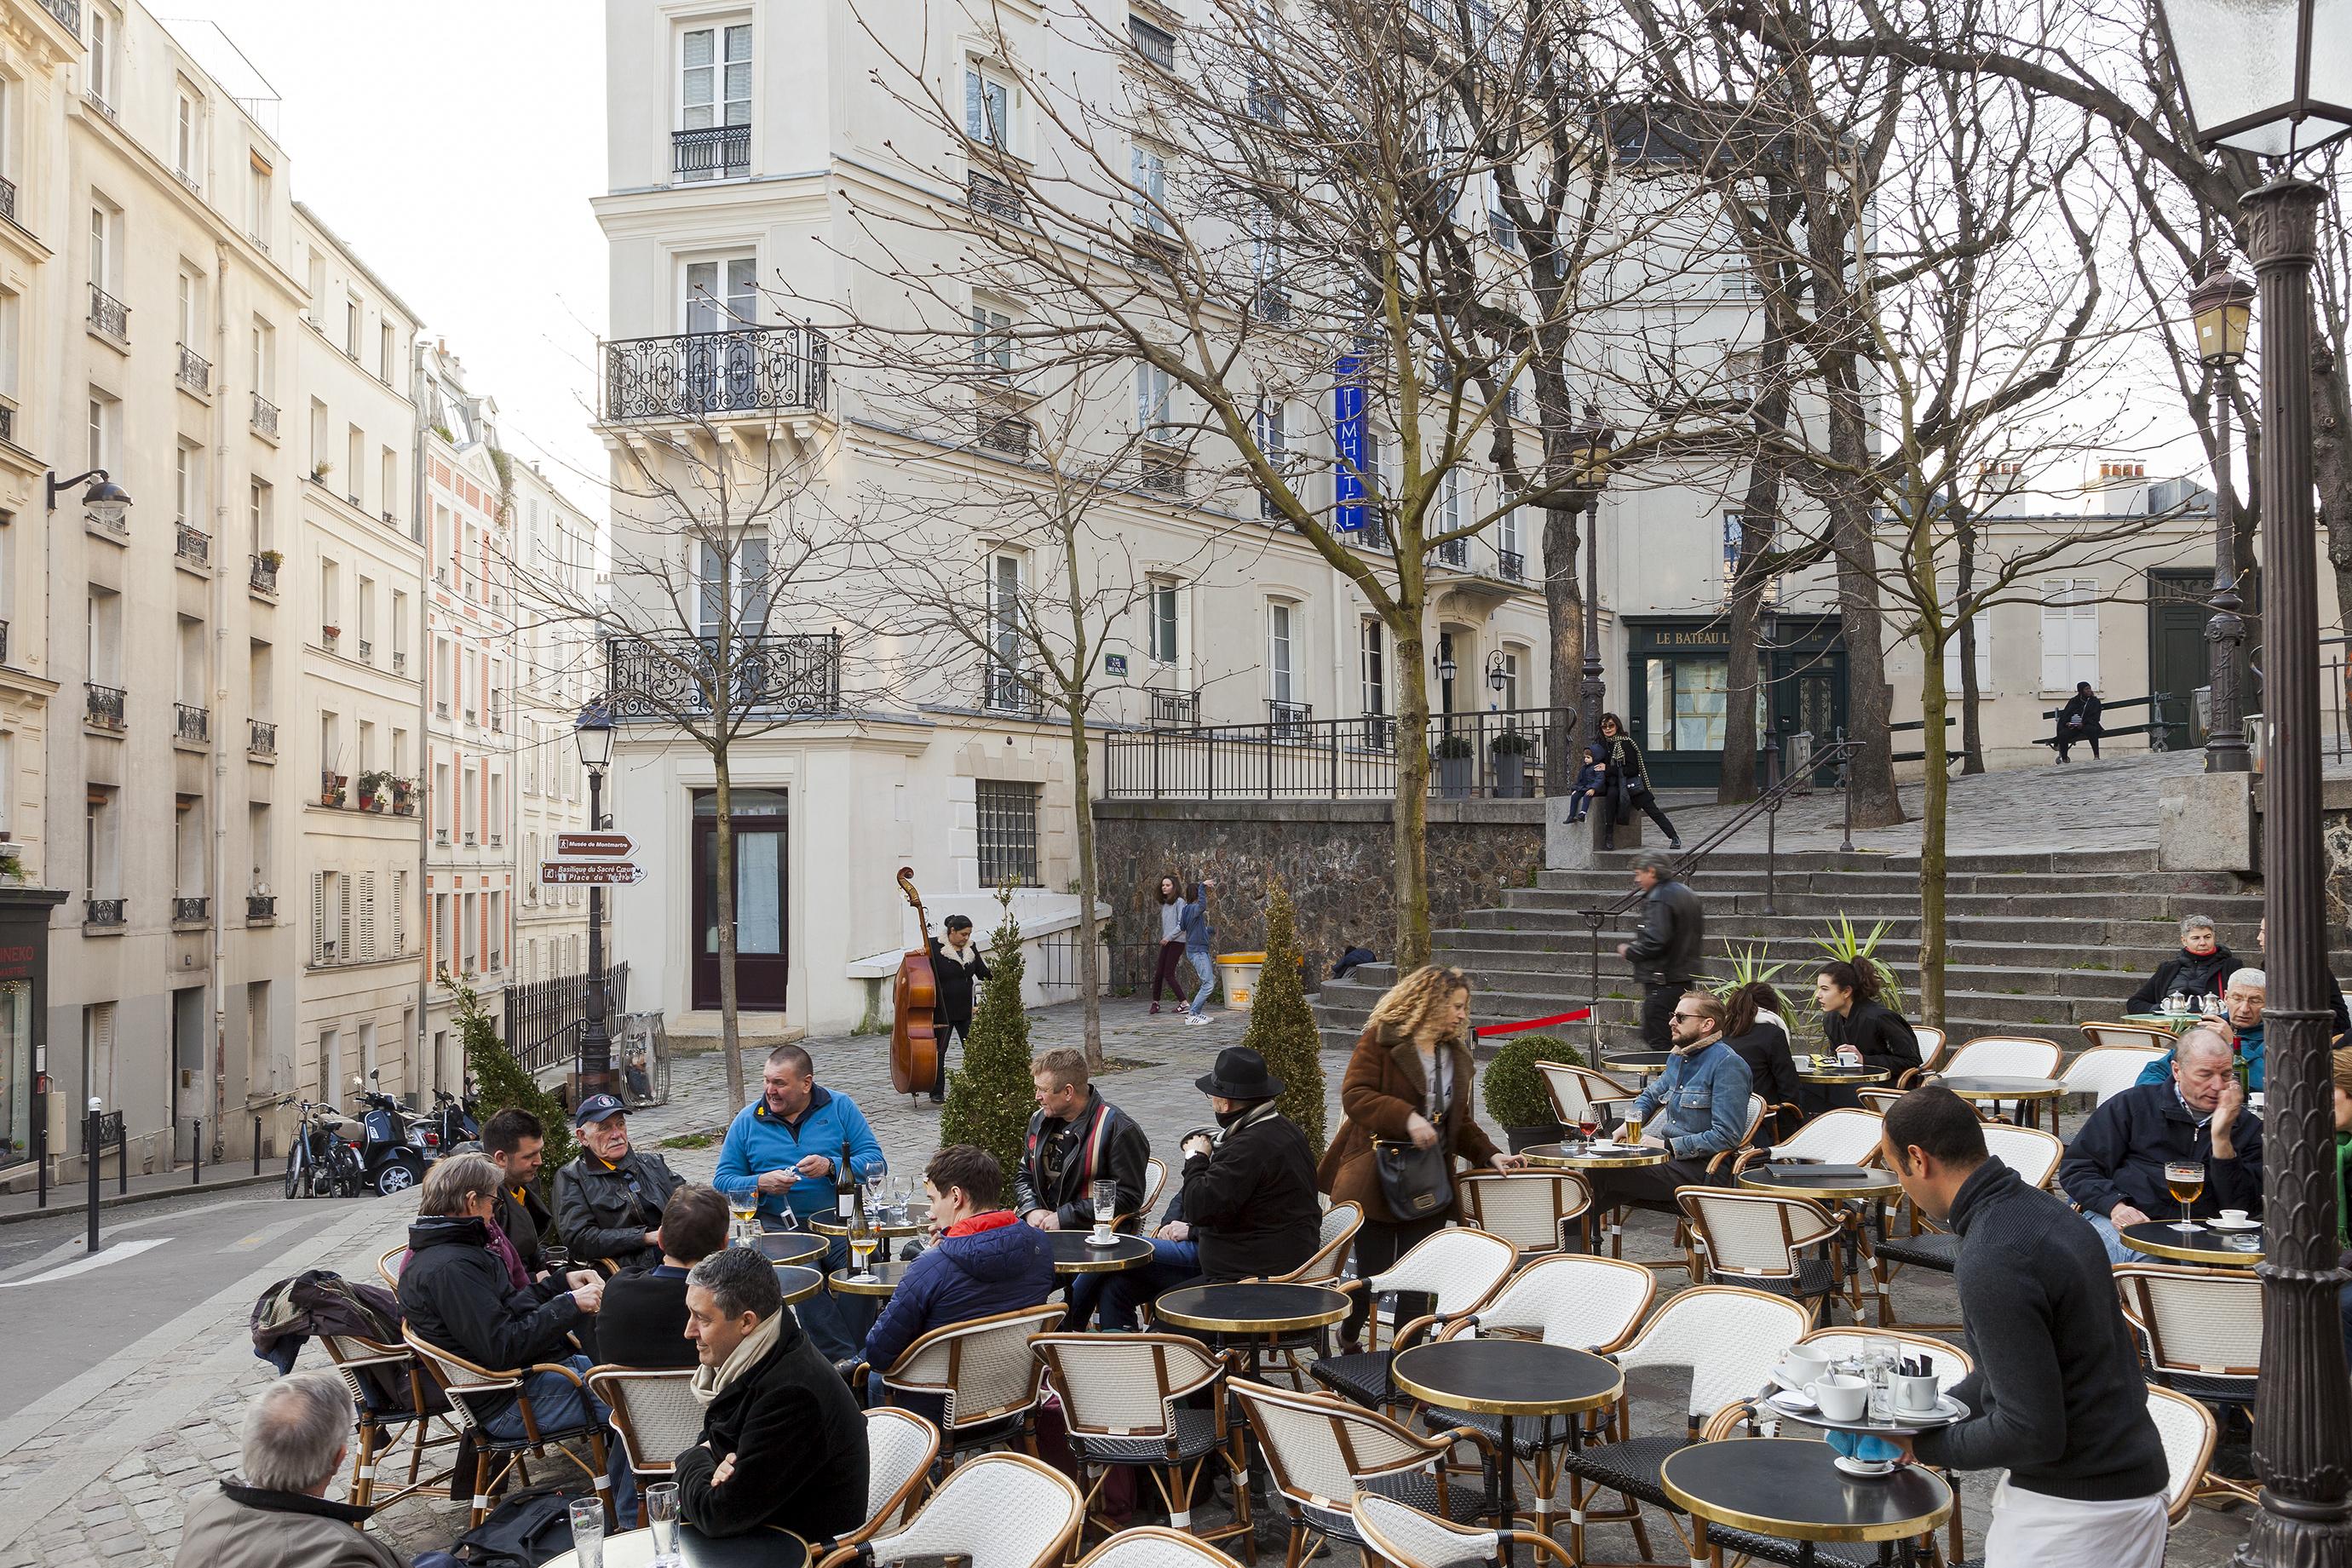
[1769,1367,1830,1396]
[1834,1456,1896,1479]
[1085,1232,1123,1247]
[1767,1387,1819,1415]
[1888,1395,1965,1425]
[2210,1218,2261,1232]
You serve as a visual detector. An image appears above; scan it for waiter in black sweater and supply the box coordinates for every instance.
[925,915,991,1103]
[1877,1086,2169,1566]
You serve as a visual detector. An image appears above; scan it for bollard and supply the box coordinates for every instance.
[85,1100,101,1255]
[252,1112,262,1176]
[32,1080,45,1210]
[117,1115,128,1197]
[192,1119,202,1186]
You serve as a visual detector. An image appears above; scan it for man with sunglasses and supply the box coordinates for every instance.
[1579,991,1751,1249]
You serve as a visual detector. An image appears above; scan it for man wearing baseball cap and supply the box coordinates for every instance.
[1094,1045,1320,1328]
[555,1094,685,1274]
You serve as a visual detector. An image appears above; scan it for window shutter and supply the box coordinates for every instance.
[359,873,376,962]
[310,870,326,964]
[338,876,353,961]
[2039,578,2073,692]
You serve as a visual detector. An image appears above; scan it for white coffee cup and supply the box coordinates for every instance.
[1809,1375,1869,1423]
[1892,1373,1941,1415]
[2219,1209,2250,1226]
[1781,1346,1833,1386]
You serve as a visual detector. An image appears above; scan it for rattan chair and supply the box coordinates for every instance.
[317,1330,460,1510]
[1458,1169,1592,1259]
[1032,1332,1251,1554]
[401,1327,612,1527]
[1075,1525,1259,1568]
[1550,1285,1812,1566]
[814,1451,1084,1568]
[1232,1378,1499,1568]
[872,1303,1065,1472]
[1253,1201,1366,1385]
[1676,1188,1848,1324]
[1939,1036,2062,1077]
[376,1245,406,1290]
[1745,1107,1884,1170]
[1537,1061,1636,1129]
[584,1366,700,1494]
[2056,1043,2166,1138]
[1873,1123,2062,1330]
[1351,1490,1579,1568]
[1308,1227,1515,1410]
[1912,1026,1947,1074]
[1596,1094,1768,1270]
[2080,1020,2173,1052]
[2116,1262,2261,1505]
[1141,1157,1169,1217]
[842,1406,941,1550]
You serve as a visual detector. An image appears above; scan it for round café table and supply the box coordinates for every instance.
[773,1264,824,1305]
[1519,1140,1670,1171]
[1154,1282,1351,1381]
[1932,1074,2065,1131]
[1390,1339,1621,1561]
[1797,1063,1889,1087]
[1660,1437,1952,1566]
[827,1259,916,1298]
[812,1203,931,1238]
[2122,1011,2211,1037]
[544,1522,809,1568]
[1602,1051,1675,1079]
[1737,1164,1901,1315]
[751,1231,828,1269]
[1049,1229,1154,1274]
[2121,1221,2266,1266]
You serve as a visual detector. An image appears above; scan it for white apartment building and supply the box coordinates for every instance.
[510,458,594,991]
[289,204,425,1106]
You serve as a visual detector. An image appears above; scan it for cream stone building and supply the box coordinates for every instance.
[510,457,595,991]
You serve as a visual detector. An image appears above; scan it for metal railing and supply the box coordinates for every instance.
[249,554,278,594]
[173,896,207,923]
[37,0,75,35]
[1497,548,1525,581]
[175,524,209,566]
[175,343,210,394]
[87,282,126,340]
[673,123,750,181]
[968,171,1027,225]
[0,618,11,665]
[976,408,1033,458]
[987,665,1044,715]
[506,962,631,1077]
[174,703,208,744]
[1435,535,1469,567]
[250,393,278,437]
[248,719,275,755]
[85,898,124,927]
[357,638,373,663]
[1149,689,1200,728]
[601,325,829,422]
[85,682,124,731]
[1268,698,1312,738]
[1103,704,1579,800]
[246,894,274,921]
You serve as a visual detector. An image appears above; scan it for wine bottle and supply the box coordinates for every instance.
[836,1138,857,1222]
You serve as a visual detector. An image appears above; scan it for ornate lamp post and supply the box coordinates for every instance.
[1573,405,1618,847]
[572,704,617,1100]
[2151,1,2352,1559]
[2188,263,2256,773]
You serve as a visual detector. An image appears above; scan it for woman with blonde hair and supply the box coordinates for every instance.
[1317,964,1524,1351]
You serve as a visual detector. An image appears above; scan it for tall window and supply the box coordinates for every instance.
[696,534,772,638]
[88,6,115,106]
[249,479,271,549]
[684,256,756,331]
[1136,362,1172,440]
[1360,617,1387,715]
[177,270,198,348]
[965,63,1011,151]
[971,303,1013,376]
[1268,601,1295,703]
[250,319,274,397]
[174,89,199,182]
[175,441,199,523]
[380,322,394,382]
[681,24,752,131]
[1498,648,1522,709]
[975,780,1041,887]
[1130,144,1170,233]
[87,204,109,290]
[2039,577,2099,691]
[1149,580,1179,664]
[989,553,1025,708]
[1498,504,1521,566]
[247,154,271,241]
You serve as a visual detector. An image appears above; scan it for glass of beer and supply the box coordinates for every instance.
[1091,1179,1118,1241]
[2165,1161,2205,1232]
[1622,1110,1644,1147]
[722,1182,758,1247]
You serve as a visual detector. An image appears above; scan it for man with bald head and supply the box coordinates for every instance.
[2061,1024,2264,1265]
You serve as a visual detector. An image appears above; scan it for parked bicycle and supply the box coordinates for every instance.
[279,1095,364,1199]
[419,1085,480,1161]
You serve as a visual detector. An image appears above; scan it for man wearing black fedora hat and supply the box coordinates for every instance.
[1094,1046,1321,1329]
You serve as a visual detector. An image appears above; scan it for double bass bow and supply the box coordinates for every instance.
[890,867,942,1096]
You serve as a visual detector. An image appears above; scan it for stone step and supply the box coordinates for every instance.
[1536,868,2251,898]
[1457,907,2203,948]
[1497,887,2248,922]
[1564,847,2166,875]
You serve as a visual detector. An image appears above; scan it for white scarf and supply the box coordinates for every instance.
[690,1309,784,1408]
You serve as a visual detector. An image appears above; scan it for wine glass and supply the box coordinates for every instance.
[1576,1111,1600,1146]
[2165,1160,2205,1232]
[864,1158,888,1215]
[848,1210,880,1282]
[722,1181,759,1247]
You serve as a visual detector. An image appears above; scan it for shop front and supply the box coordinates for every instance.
[1623,616,1847,789]
[0,885,67,1172]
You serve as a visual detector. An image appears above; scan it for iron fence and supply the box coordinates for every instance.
[505,961,631,1078]
[1102,705,1579,800]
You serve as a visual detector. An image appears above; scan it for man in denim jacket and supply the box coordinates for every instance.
[1582,991,1752,1248]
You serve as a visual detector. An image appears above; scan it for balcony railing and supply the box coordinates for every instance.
[175,343,210,394]
[0,402,14,449]
[1435,535,1469,568]
[85,682,124,731]
[1139,446,1188,496]
[605,631,843,720]
[250,392,279,437]
[1268,698,1313,739]
[248,719,276,755]
[1106,704,1581,801]
[87,281,127,341]
[986,665,1043,716]
[976,409,1033,459]
[85,898,124,927]
[601,325,829,422]
[393,651,407,675]
[246,894,274,921]
[434,699,450,719]
[0,175,15,232]
[1497,547,1525,580]
[175,703,209,744]
[250,554,279,594]
[673,123,750,181]
[175,524,210,567]
[1149,689,1201,728]
[0,618,11,665]
[968,171,1028,226]
[173,896,208,923]
[37,0,77,35]
[357,637,373,663]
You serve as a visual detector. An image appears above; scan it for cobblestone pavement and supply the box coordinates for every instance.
[0,995,2256,1565]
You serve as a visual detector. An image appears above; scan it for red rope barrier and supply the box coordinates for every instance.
[1473,1008,1592,1038]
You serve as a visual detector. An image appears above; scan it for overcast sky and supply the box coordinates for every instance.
[173,2,612,518]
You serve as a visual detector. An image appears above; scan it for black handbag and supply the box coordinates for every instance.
[1373,1137,1453,1220]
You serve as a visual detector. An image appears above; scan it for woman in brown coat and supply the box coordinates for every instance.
[1318,964,1524,1350]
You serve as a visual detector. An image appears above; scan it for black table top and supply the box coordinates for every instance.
[1740,1163,1897,1192]
[1048,1230,1154,1272]
[826,1259,917,1296]
[1660,1438,1952,1543]
[2119,1220,2266,1264]
[773,1265,823,1303]
[1390,1339,1622,1416]
[1603,1052,1676,1071]
[751,1232,828,1267]
[1153,1282,1352,1332]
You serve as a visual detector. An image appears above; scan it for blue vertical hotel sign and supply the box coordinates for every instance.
[1334,354,1365,532]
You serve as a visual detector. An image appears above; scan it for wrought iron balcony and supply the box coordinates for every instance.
[85,682,124,731]
[247,893,274,921]
[87,282,127,341]
[250,554,279,594]
[248,719,276,755]
[1435,535,1469,568]
[175,524,210,566]
[976,409,1033,459]
[357,637,373,663]
[0,175,15,232]
[1149,689,1200,728]
[601,325,829,422]
[673,123,750,181]
[986,665,1043,715]
[393,651,407,675]
[250,392,278,437]
[1253,283,1291,323]
[175,343,210,395]
[85,897,124,927]
[1268,698,1313,739]
[173,896,208,923]
[0,402,14,449]
[1139,445,1187,496]
[967,171,1027,226]
[0,618,11,665]
[37,0,77,35]
[606,631,842,720]
[175,703,209,744]
[1497,547,1525,581]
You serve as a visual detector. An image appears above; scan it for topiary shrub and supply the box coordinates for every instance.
[1481,1031,1585,1145]
[1242,880,1326,1158]
[940,896,1035,1189]
[446,966,574,1174]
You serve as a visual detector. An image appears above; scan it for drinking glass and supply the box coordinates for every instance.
[643,1482,681,1567]
[849,1214,880,1282]
[1622,1111,1644,1146]
[543,1244,571,1273]
[2165,1160,2206,1232]
[723,1182,759,1247]
[567,1496,607,1568]
[1575,1112,1600,1146]
[1862,1339,1900,1422]
[1091,1179,1118,1237]
[865,1160,888,1215]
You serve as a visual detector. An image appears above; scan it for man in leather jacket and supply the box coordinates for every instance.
[554,1094,684,1273]
[1617,853,1704,1048]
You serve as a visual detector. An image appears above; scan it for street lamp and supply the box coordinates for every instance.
[573,703,616,1100]
[44,468,130,527]
[2151,3,2352,1559]
[2188,263,2256,773]
[1572,405,1619,844]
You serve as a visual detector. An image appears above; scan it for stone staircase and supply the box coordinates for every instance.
[1313,847,2319,1053]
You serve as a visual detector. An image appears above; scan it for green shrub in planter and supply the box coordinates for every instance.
[1434,733,1475,760]
[1489,731,1532,755]
[1481,1032,1585,1150]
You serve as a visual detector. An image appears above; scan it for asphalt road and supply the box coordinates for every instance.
[0,1186,378,1414]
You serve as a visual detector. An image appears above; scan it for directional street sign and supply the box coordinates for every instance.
[555,832,637,859]
[541,861,647,886]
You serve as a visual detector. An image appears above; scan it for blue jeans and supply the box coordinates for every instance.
[1187,948,1217,1014]
[483,1356,636,1525]
[2085,1212,2160,1266]
[1096,1238,1200,1330]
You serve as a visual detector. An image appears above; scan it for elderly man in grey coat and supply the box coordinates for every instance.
[175,1371,408,1568]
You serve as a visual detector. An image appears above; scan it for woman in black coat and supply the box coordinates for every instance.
[1596,713,1682,850]
[1722,980,1805,1140]
[923,915,991,1103]
[1810,961,1922,1111]
[2055,681,2102,762]
[2125,914,2236,1014]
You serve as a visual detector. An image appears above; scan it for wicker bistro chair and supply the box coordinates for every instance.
[842,1407,942,1551]
[1596,1095,1768,1271]
[1538,1062,1637,1129]
[1550,1285,1813,1567]
[1308,1228,1515,1411]
[1675,1190,1849,1326]
[1937,1036,2062,1079]
[1030,1333,1252,1554]
[376,1245,406,1291]
[1458,1170,1592,1260]
[1351,1490,1580,1568]
[1747,1108,1884,1169]
[1076,1525,1263,1568]
[1231,1378,1501,1568]
[1141,1157,1170,1219]
[1912,1026,1947,1074]
[1251,1203,1366,1387]
[317,1331,462,1511]
[2056,1043,2167,1138]
[814,1451,1084,1568]
[2115,1263,2263,1506]
[400,1327,612,1528]
[584,1367,701,1496]
[1872,1123,2062,1330]
[867,1303,1066,1472]
[2080,1020,2174,1053]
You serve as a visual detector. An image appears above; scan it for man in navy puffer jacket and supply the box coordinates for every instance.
[861,1143,1056,1399]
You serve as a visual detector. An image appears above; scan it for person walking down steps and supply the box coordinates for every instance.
[1596,714,1681,850]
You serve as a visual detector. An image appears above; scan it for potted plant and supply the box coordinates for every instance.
[310,459,334,485]
[1489,730,1533,798]
[357,770,392,811]
[0,847,24,883]
[257,549,283,570]
[392,776,415,814]
[1434,732,1476,797]
[1481,1032,1585,1152]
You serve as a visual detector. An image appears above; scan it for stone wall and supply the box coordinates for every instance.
[1090,798,1546,985]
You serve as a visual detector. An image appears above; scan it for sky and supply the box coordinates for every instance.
[170,2,612,517]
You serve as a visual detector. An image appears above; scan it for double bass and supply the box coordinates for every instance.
[890,867,942,1096]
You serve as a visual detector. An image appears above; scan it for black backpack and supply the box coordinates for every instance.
[446,1484,593,1568]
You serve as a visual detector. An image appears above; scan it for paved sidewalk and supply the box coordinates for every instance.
[0,1167,279,1227]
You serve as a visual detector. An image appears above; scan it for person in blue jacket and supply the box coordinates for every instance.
[2136,968,2267,1091]
[1565,745,1605,824]
[1179,878,1220,1024]
[714,1042,887,1359]
[860,1142,1055,1415]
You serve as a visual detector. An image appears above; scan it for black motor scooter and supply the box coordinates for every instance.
[347,1071,429,1196]
[420,1085,480,1162]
